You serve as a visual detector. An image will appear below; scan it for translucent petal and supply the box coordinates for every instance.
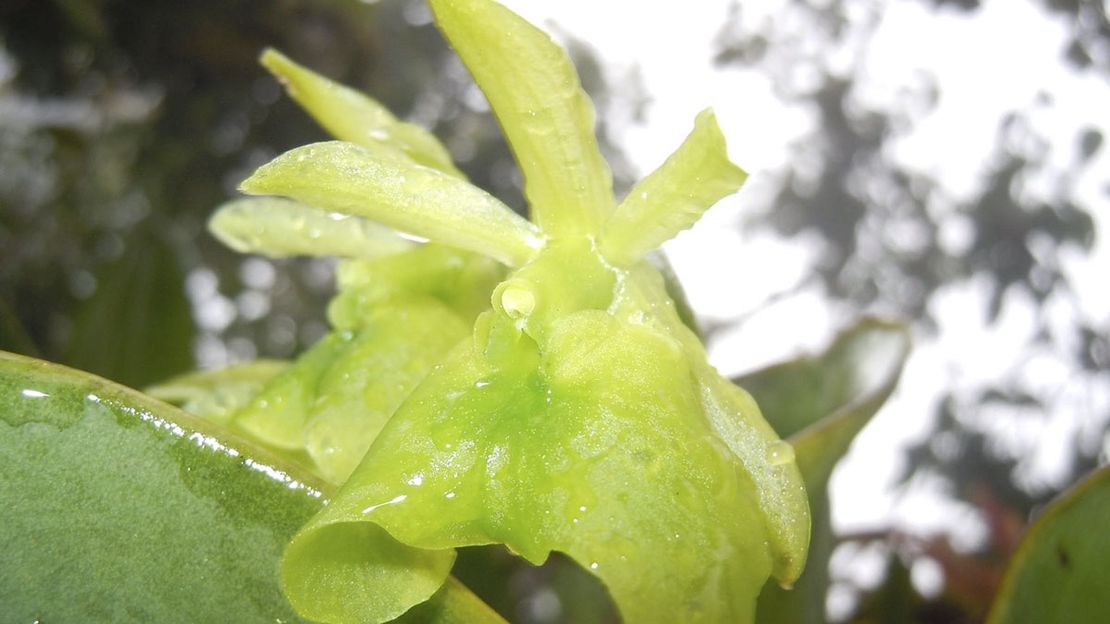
[429,0,614,237]
[240,141,544,267]
[599,109,747,266]
[209,197,413,259]
[281,243,810,623]
[261,49,462,177]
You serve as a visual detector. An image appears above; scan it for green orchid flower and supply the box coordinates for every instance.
[199,0,810,621]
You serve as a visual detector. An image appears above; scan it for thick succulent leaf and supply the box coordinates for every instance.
[599,109,748,266]
[0,350,322,623]
[146,358,289,425]
[209,197,414,259]
[987,465,1110,624]
[65,231,195,388]
[737,319,911,624]
[0,350,503,624]
[282,246,809,624]
[429,0,614,237]
[241,141,543,266]
[261,48,462,177]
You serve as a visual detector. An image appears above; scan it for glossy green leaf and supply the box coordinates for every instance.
[241,140,543,267]
[738,319,912,624]
[209,197,414,259]
[261,48,463,177]
[0,350,503,624]
[0,350,322,623]
[146,358,289,425]
[599,109,748,266]
[65,230,195,388]
[429,0,614,237]
[987,465,1110,624]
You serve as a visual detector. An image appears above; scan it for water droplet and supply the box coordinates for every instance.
[639,191,649,200]
[589,562,599,570]
[445,492,456,500]
[407,474,424,486]
[500,285,536,319]
[20,389,48,399]
[578,505,587,513]
[766,441,795,466]
[474,380,490,389]
[361,494,407,514]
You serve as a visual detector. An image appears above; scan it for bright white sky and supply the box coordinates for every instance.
[500,0,1110,589]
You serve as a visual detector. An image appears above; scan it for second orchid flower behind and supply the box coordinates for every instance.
[205,0,810,621]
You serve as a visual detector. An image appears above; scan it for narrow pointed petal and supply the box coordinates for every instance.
[599,109,747,266]
[240,141,544,267]
[209,197,414,259]
[429,0,614,237]
[261,49,462,176]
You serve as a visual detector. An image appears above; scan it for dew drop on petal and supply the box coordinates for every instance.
[766,440,795,466]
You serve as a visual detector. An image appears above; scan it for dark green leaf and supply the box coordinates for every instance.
[65,232,196,388]
[987,465,1110,624]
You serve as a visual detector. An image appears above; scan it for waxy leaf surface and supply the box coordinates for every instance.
[988,465,1110,624]
[0,350,503,623]
[0,350,322,623]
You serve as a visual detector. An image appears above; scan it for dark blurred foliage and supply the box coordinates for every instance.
[716,0,1107,620]
[0,0,635,391]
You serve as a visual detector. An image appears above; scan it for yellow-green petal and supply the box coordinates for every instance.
[145,359,290,425]
[240,141,544,267]
[429,0,614,237]
[209,197,413,259]
[599,109,747,266]
[261,48,462,177]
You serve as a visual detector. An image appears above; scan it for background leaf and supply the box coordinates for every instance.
[734,318,911,624]
[64,228,196,389]
[987,465,1110,624]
